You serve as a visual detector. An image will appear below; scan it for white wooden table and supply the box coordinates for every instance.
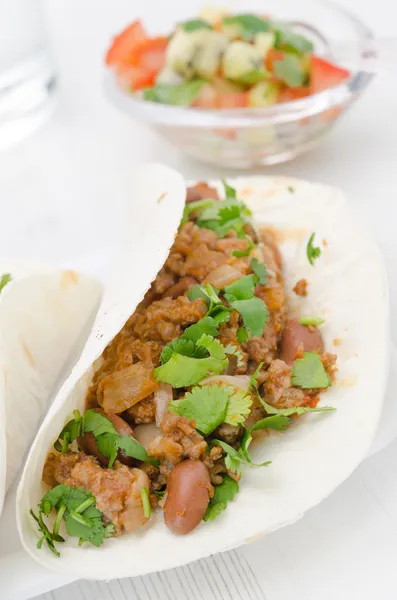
[1,1,396,598]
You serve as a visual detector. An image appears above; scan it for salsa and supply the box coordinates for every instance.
[105,9,350,109]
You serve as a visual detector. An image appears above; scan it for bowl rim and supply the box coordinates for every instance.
[105,0,378,128]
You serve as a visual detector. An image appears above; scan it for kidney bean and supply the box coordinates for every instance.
[280,318,324,365]
[78,409,135,467]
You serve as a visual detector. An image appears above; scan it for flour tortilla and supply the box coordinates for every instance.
[17,175,389,579]
[0,264,102,517]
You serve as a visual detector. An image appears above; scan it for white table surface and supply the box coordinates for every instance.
[1,1,396,599]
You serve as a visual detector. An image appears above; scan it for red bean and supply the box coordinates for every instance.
[164,460,211,535]
[78,409,135,467]
[280,318,324,365]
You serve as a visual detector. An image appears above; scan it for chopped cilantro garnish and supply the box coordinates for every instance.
[274,27,314,55]
[170,385,228,435]
[251,258,268,285]
[213,438,271,474]
[224,275,269,337]
[182,18,212,32]
[222,179,237,201]
[259,396,334,418]
[273,54,305,88]
[0,273,12,294]
[224,387,252,426]
[291,352,331,389]
[181,199,215,225]
[204,475,239,522]
[232,237,255,257]
[299,316,325,327]
[194,182,252,239]
[155,334,228,388]
[54,409,158,467]
[237,327,249,344]
[140,487,151,518]
[288,185,295,193]
[307,232,321,266]
[222,14,270,41]
[250,414,290,432]
[32,485,114,556]
[224,343,244,368]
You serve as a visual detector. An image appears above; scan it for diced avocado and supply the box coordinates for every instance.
[255,32,275,58]
[222,41,265,83]
[199,6,229,25]
[248,82,280,107]
[194,31,228,79]
[166,29,227,81]
[166,29,208,78]
[156,66,184,86]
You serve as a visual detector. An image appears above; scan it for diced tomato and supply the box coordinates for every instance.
[279,86,309,103]
[217,92,248,109]
[310,55,350,94]
[192,85,218,109]
[116,65,158,91]
[134,37,168,71]
[105,21,148,67]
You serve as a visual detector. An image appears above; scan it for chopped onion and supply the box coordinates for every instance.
[200,375,251,392]
[133,423,159,450]
[154,382,172,427]
[206,264,243,289]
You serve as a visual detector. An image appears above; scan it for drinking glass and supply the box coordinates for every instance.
[0,0,57,150]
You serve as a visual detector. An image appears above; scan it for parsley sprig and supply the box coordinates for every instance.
[31,485,115,557]
[55,409,158,467]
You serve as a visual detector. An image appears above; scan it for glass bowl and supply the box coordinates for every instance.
[104,0,377,168]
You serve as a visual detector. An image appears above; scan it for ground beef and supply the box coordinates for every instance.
[213,423,242,445]
[202,446,225,485]
[48,452,150,533]
[293,278,308,297]
[263,359,308,409]
[125,396,156,424]
[148,413,207,465]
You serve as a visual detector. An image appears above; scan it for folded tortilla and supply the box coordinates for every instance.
[17,172,389,579]
[0,266,102,516]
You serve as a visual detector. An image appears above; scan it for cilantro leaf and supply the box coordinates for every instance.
[214,439,271,473]
[250,414,290,432]
[232,237,254,257]
[160,338,208,365]
[155,351,228,388]
[222,14,270,41]
[95,432,119,468]
[117,436,159,466]
[0,273,12,294]
[170,385,229,435]
[224,343,244,367]
[274,27,314,55]
[288,185,295,193]
[197,333,226,360]
[182,316,219,344]
[181,199,215,225]
[228,297,269,337]
[188,284,211,303]
[196,192,252,239]
[204,475,239,521]
[83,409,117,437]
[222,180,237,200]
[182,18,212,32]
[273,54,305,88]
[307,232,321,266]
[224,275,256,301]
[224,388,252,426]
[299,316,325,326]
[291,352,331,389]
[259,395,335,417]
[251,258,268,285]
[237,327,249,343]
[34,485,114,556]
[249,361,264,392]
[143,80,206,107]
[54,410,83,453]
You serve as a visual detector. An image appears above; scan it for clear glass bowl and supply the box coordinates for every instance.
[104,0,377,168]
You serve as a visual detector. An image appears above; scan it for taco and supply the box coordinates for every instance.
[17,170,388,579]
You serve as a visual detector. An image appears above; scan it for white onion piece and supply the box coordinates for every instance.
[206,264,243,289]
[154,382,173,427]
[133,423,159,450]
[200,375,251,391]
